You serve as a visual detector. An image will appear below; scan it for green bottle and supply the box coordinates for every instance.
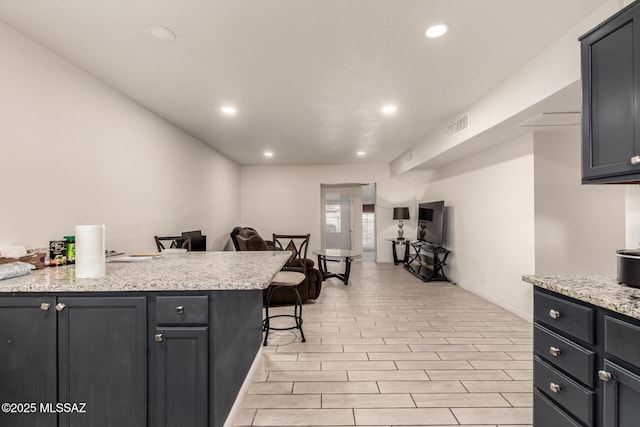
[64,235,75,264]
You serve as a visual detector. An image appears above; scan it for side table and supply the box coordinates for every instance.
[385,238,409,265]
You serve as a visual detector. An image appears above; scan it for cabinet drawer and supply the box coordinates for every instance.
[534,290,594,344]
[533,390,581,427]
[604,315,640,366]
[534,357,594,426]
[534,324,595,388]
[156,296,208,325]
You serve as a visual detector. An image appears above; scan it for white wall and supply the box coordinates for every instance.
[415,135,536,320]
[625,186,640,248]
[240,164,414,263]
[0,23,240,252]
[534,128,625,275]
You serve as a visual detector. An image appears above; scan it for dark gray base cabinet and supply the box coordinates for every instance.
[0,297,57,427]
[0,296,146,427]
[534,287,640,426]
[154,327,208,427]
[0,290,262,427]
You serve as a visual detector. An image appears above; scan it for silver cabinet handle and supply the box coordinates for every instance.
[176,306,184,314]
[632,155,640,165]
[55,303,66,312]
[155,333,164,342]
[549,309,561,319]
[598,370,612,382]
[549,383,561,393]
[40,303,51,311]
[549,347,561,357]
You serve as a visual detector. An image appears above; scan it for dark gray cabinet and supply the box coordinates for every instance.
[152,295,210,427]
[601,360,640,426]
[0,297,57,427]
[0,296,146,427]
[0,290,261,427]
[581,1,640,183]
[534,287,640,426]
[57,297,146,427]
[154,327,208,427]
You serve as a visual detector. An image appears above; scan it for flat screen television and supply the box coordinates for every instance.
[417,201,445,246]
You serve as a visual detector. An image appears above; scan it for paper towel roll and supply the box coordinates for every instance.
[75,225,105,279]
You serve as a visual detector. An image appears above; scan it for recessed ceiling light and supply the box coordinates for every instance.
[221,106,237,115]
[264,151,274,158]
[381,104,398,115]
[357,151,366,157]
[426,24,448,38]
[146,25,176,43]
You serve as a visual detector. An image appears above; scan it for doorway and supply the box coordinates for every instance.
[320,183,376,261]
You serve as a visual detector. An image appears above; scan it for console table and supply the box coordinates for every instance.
[404,241,451,282]
[385,238,410,265]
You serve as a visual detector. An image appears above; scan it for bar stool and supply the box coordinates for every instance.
[262,271,306,346]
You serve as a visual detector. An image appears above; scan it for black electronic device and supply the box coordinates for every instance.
[417,200,445,246]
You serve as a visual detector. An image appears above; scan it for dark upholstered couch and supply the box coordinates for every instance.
[230,227,322,304]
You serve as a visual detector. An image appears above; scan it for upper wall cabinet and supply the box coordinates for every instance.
[581,1,640,184]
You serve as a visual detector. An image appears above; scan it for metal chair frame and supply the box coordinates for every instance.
[154,236,192,252]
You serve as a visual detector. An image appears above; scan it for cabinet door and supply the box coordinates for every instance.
[581,4,640,182]
[0,297,57,427]
[57,297,146,427]
[154,327,208,427]
[601,360,640,427]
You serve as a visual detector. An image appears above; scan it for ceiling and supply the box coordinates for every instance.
[0,0,609,166]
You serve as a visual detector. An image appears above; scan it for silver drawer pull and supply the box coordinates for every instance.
[598,370,612,382]
[176,306,185,314]
[40,303,51,311]
[632,155,640,165]
[549,347,561,357]
[549,383,561,393]
[55,303,66,312]
[155,333,164,342]
[549,309,561,319]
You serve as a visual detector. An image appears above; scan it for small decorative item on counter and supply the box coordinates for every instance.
[64,235,76,264]
[0,261,34,280]
[49,240,67,266]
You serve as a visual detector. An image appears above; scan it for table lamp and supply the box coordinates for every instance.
[393,207,410,239]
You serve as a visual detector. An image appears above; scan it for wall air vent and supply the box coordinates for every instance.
[445,113,469,138]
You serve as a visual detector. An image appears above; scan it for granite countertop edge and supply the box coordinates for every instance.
[523,274,640,320]
[0,251,292,294]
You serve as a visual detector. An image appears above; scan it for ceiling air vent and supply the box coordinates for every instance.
[445,113,469,138]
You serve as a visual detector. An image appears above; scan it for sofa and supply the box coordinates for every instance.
[230,227,323,304]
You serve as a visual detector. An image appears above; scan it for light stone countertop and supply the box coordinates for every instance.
[523,274,640,320]
[0,251,291,293]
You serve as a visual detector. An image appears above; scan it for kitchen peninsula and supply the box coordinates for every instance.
[0,251,290,427]
[524,275,640,427]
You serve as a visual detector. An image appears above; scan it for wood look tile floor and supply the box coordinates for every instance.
[234,262,533,427]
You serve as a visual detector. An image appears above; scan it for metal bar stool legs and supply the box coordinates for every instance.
[262,271,306,346]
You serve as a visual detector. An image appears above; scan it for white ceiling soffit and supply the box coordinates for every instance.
[0,0,610,166]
